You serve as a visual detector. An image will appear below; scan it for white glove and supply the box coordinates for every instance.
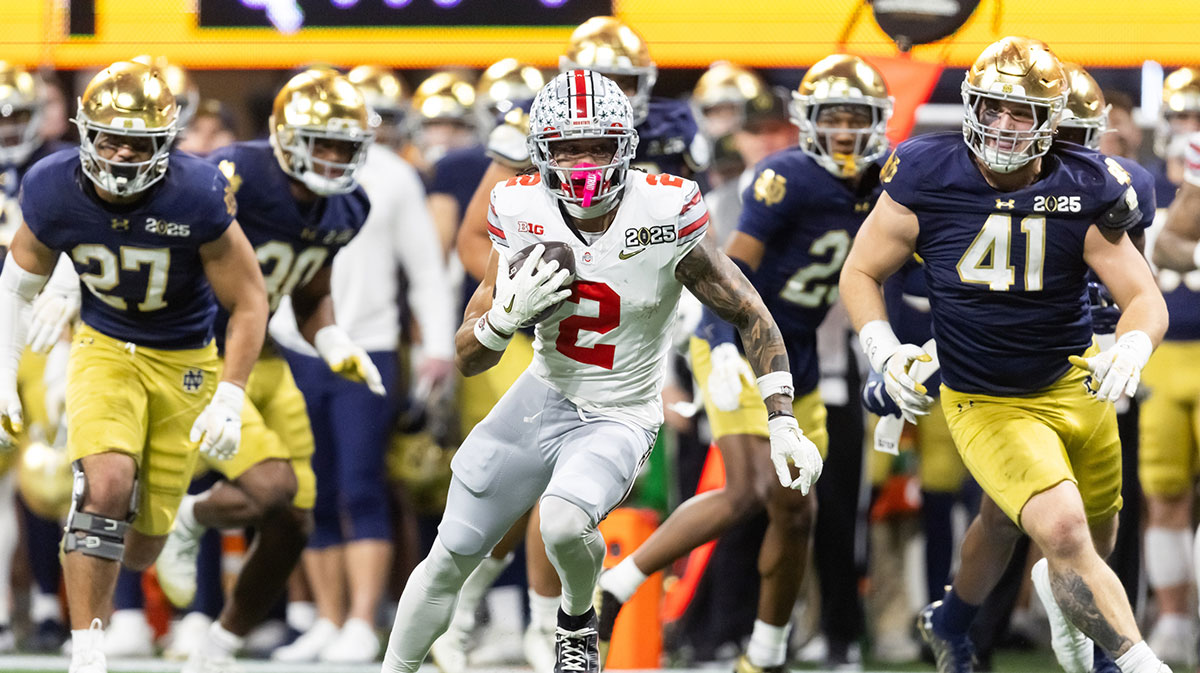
[767,415,823,495]
[1069,330,1153,403]
[707,343,754,412]
[28,281,80,354]
[314,325,386,396]
[43,340,70,428]
[0,373,22,450]
[487,244,573,335]
[883,344,937,423]
[189,381,244,461]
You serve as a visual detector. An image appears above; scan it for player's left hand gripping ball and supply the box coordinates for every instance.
[767,415,823,494]
[315,325,386,396]
[189,382,245,460]
[1069,330,1153,403]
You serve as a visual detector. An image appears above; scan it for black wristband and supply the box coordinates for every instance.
[767,409,795,421]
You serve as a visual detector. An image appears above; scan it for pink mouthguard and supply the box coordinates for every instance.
[574,162,602,208]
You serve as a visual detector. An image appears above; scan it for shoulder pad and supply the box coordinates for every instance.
[491,174,542,218]
[633,172,696,221]
[1100,185,1142,232]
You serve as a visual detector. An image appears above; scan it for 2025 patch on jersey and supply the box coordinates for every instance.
[881,132,1140,395]
[20,148,235,348]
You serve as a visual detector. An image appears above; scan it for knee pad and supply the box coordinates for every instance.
[423,539,482,592]
[62,461,137,562]
[539,497,591,550]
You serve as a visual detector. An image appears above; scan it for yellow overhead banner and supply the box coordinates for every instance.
[1,0,1197,70]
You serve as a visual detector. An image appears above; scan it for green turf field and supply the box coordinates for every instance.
[0,649,1062,673]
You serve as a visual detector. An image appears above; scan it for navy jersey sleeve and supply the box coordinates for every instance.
[737,159,799,243]
[877,134,943,211]
[1112,155,1156,232]
[184,156,237,244]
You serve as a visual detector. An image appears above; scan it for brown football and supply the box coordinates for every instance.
[505,241,577,327]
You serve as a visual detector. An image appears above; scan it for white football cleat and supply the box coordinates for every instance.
[156,513,204,609]
[163,612,213,660]
[182,648,240,673]
[102,609,154,658]
[430,622,470,673]
[69,619,108,673]
[524,623,556,673]
[319,618,379,663]
[1031,558,1093,673]
[270,617,338,663]
[1147,614,1195,666]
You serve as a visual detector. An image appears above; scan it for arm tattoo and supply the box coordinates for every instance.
[1049,567,1135,656]
[676,236,789,378]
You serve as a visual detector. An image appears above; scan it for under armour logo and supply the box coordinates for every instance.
[182,368,204,392]
[111,217,130,231]
[995,199,1015,210]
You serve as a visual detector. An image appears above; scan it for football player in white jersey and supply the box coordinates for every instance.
[381,70,822,673]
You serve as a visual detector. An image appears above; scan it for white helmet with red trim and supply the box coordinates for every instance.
[528,69,639,218]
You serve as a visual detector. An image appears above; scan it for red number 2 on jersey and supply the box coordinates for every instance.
[555,281,620,369]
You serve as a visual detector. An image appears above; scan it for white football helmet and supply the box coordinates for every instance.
[528,70,639,219]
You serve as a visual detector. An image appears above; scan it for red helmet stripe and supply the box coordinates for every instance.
[573,69,589,120]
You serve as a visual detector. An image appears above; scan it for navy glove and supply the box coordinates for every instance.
[862,370,902,418]
[1088,282,1120,336]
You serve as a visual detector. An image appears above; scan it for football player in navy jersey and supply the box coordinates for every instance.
[0,61,269,673]
[146,69,381,673]
[594,53,890,673]
[841,37,1170,673]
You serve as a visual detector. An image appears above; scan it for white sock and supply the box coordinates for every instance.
[202,621,245,658]
[487,585,525,633]
[31,591,62,623]
[176,495,201,535]
[1145,527,1192,588]
[286,601,316,632]
[1116,640,1164,673]
[0,474,17,625]
[528,589,560,632]
[598,556,648,604]
[745,619,791,668]
[450,552,513,632]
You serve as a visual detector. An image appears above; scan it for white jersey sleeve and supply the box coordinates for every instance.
[1186,131,1200,188]
[676,180,710,257]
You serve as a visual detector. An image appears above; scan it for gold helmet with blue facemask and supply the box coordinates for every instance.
[0,62,44,167]
[1057,61,1108,150]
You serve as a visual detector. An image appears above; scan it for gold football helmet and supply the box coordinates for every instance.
[961,36,1067,174]
[692,62,771,137]
[75,60,178,197]
[560,16,656,125]
[790,54,892,178]
[476,58,545,121]
[1057,62,1108,150]
[270,68,373,195]
[1156,67,1200,157]
[347,64,410,143]
[412,70,477,125]
[0,62,44,167]
[17,433,72,521]
[132,55,199,130]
